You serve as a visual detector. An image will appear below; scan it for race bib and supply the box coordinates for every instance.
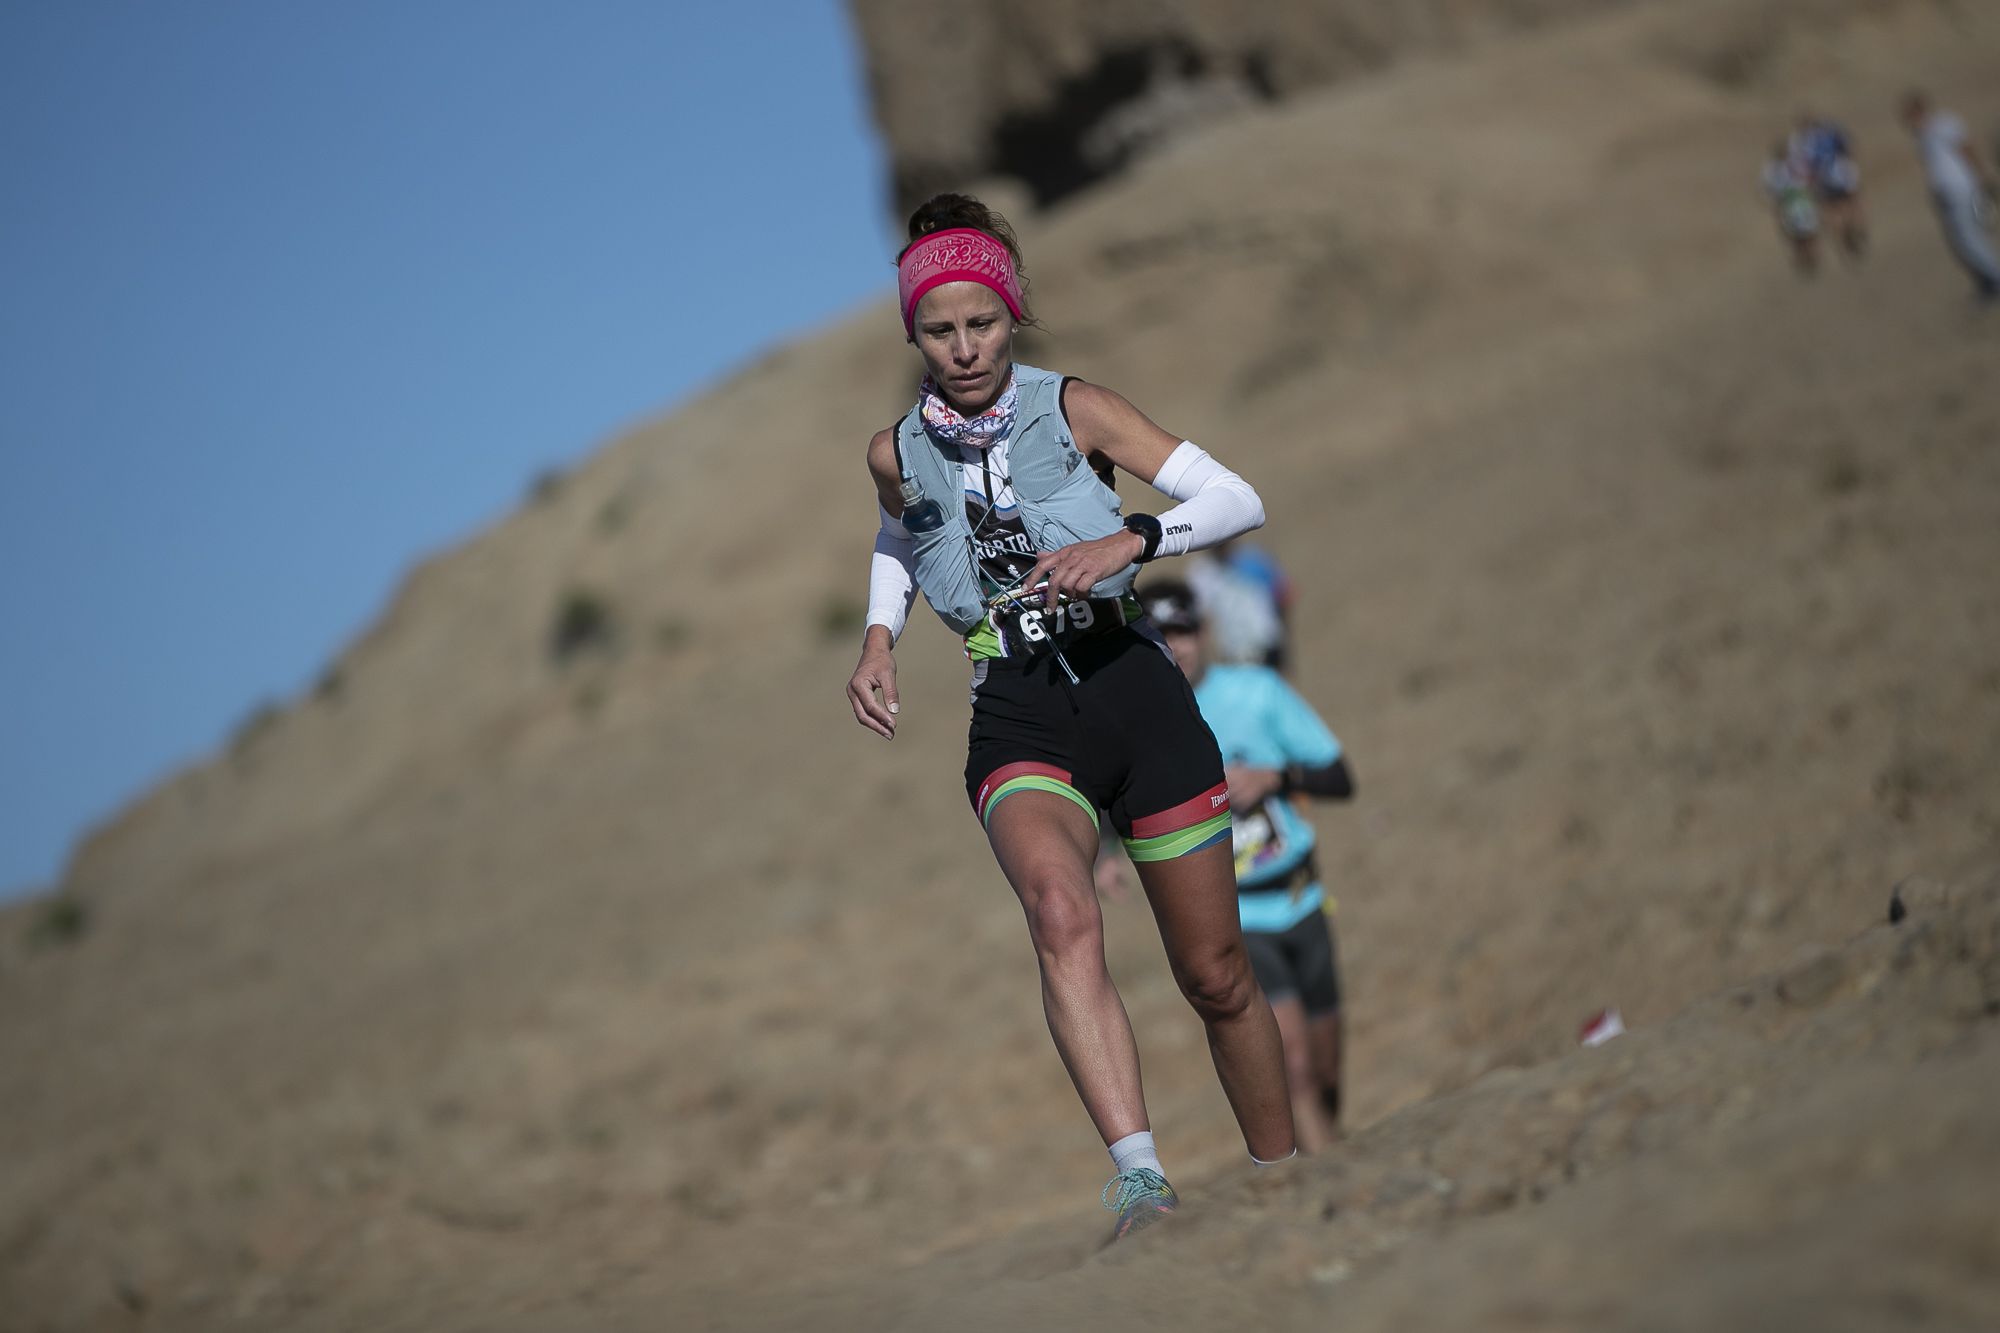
[991,596,1096,656]
[1231,799,1291,879]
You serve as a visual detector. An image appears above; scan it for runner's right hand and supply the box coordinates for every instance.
[847,633,900,739]
[1224,764,1283,810]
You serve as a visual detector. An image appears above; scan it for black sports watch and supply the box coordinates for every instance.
[1122,513,1163,563]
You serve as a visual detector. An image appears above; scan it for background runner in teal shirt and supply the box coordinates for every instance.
[1144,580,1356,1151]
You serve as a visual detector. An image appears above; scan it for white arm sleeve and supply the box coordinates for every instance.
[1146,441,1266,558]
[866,505,918,642]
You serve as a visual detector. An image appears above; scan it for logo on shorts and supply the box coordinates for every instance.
[1211,793,1227,809]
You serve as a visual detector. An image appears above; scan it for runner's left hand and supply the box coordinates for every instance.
[1019,530,1147,604]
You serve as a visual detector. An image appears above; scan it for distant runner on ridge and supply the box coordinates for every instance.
[1900,90,2000,302]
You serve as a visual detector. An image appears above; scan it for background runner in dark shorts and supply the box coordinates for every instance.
[1243,910,1341,1017]
[1145,578,1356,1151]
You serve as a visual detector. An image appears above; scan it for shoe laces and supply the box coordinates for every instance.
[1101,1167,1172,1213]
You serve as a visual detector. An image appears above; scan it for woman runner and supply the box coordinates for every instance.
[845,194,1297,1240]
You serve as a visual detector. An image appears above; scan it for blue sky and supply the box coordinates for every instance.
[0,2,894,898]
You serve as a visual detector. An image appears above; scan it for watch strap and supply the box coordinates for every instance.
[1123,513,1163,563]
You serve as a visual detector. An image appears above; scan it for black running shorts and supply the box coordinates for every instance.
[964,627,1231,860]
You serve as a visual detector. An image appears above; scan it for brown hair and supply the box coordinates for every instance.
[899,192,1037,325]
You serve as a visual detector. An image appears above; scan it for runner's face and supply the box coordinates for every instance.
[1163,627,1206,682]
[913,283,1014,414]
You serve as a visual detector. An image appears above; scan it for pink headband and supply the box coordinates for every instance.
[897,227,1025,336]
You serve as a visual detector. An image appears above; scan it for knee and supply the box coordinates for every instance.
[1024,881,1102,965]
[1175,948,1258,1025]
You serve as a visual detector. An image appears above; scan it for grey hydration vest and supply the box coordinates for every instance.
[896,364,1138,636]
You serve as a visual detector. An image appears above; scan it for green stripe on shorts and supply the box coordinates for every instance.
[982,775,1099,828]
[1123,810,1232,863]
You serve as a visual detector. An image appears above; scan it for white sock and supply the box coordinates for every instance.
[1250,1147,1298,1167]
[1108,1130,1163,1177]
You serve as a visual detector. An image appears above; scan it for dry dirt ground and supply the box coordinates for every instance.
[4,2,1998,1330]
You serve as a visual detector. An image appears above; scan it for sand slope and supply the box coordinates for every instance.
[3,1,1998,1328]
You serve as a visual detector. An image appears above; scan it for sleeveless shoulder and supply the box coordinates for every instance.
[1010,364,1065,422]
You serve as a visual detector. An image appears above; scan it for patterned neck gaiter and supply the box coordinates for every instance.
[919,370,1018,452]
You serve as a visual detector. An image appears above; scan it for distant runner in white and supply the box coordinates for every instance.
[1900,90,2000,301]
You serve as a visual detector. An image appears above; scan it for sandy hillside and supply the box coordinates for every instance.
[4,0,1998,1329]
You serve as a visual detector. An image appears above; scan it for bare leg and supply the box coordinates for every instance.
[1307,1008,1345,1141]
[1133,842,1296,1161]
[986,792,1149,1145]
[1270,996,1335,1153]
[1793,233,1819,275]
[1830,196,1867,257]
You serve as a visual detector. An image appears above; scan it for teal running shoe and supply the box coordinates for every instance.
[1101,1167,1178,1242]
